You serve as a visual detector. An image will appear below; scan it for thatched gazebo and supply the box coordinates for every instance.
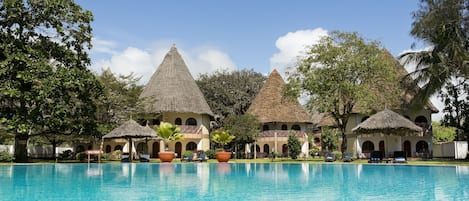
[352,109,423,136]
[102,119,160,162]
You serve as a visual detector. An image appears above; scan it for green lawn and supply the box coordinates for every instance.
[2,157,469,166]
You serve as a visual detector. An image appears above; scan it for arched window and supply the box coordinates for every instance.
[186,118,197,126]
[415,116,428,124]
[291,125,301,131]
[404,115,411,120]
[379,141,385,152]
[263,144,270,154]
[175,118,182,125]
[362,141,374,153]
[186,142,197,151]
[281,124,288,130]
[262,125,269,131]
[114,145,122,151]
[361,116,369,122]
[314,138,321,144]
[137,142,148,154]
[416,141,429,153]
[105,145,111,153]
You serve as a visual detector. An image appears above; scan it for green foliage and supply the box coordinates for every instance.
[332,151,342,160]
[432,122,457,143]
[75,152,87,162]
[287,31,399,153]
[196,69,266,127]
[287,131,301,159]
[222,114,259,145]
[321,127,340,151]
[155,122,184,151]
[58,150,74,160]
[440,80,469,140]
[309,146,320,157]
[182,150,193,157]
[0,0,102,161]
[400,0,469,101]
[204,149,216,159]
[0,151,13,162]
[95,70,144,137]
[211,129,235,150]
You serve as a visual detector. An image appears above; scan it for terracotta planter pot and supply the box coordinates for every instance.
[159,151,175,163]
[215,151,232,163]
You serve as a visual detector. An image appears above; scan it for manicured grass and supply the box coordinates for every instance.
[2,157,469,166]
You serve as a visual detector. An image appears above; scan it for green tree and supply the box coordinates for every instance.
[400,0,468,102]
[222,114,259,157]
[0,0,101,161]
[95,69,144,136]
[432,121,457,143]
[439,79,469,140]
[287,31,400,154]
[196,69,266,127]
[287,131,301,159]
[320,127,339,152]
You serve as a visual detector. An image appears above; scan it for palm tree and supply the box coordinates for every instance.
[399,0,468,102]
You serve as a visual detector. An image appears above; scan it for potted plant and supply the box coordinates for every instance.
[211,129,235,162]
[155,122,185,162]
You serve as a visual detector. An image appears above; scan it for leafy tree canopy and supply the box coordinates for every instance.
[222,114,259,145]
[400,0,469,101]
[196,69,266,126]
[286,31,400,153]
[287,131,301,159]
[432,121,456,143]
[0,0,101,161]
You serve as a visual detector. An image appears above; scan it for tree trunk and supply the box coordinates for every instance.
[14,134,29,162]
[51,139,57,160]
[341,132,347,157]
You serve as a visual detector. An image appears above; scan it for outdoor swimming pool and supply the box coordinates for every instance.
[1,163,468,200]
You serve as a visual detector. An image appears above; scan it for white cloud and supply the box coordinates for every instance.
[89,41,237,84]
[91,38,117,54]
[270,28,328,78]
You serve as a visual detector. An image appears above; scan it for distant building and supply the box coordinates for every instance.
[246,69,313,158]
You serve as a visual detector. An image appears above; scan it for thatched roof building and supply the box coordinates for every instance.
[139,46,214,116]
[352,109,423,136]
[247,69,312,124]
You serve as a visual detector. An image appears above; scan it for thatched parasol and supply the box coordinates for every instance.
[103,119,160,162]
[352,109,423,136]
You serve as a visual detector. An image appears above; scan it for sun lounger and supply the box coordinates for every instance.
[181,153,194,162]
[393,151,407,163]
[368,151,383,163]
[342,153,353,162]
[197,153,207,162]
[325,153,336,162]
[121,153,130,163]
[139,154,150,162]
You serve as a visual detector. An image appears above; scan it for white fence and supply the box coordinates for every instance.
[433,141,468,159]
[0,145,73,158]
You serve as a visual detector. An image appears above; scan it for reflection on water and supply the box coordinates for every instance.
[1,163,469,200]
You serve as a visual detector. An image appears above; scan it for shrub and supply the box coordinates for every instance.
[182,150,193,158]
[332,151,342,160]
[309,147,320,158]
[287,132,301,159]
[75,152,87,162]
[205,149,216,159]
[0,151,13,162]
[58,150,74,160]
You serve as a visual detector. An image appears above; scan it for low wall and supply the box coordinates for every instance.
[0,145,73,158]
[433,141,468,159]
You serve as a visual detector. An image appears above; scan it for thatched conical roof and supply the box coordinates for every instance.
[103,119,159,139]
[247,69,312,123]
[352,109,423,136]
[139,46,214,116]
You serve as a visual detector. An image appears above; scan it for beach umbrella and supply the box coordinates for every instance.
[103,119,161,162]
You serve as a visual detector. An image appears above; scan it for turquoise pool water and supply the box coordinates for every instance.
[1,163,469,200]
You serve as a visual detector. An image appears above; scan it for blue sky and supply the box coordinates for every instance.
[76,0,443,120]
